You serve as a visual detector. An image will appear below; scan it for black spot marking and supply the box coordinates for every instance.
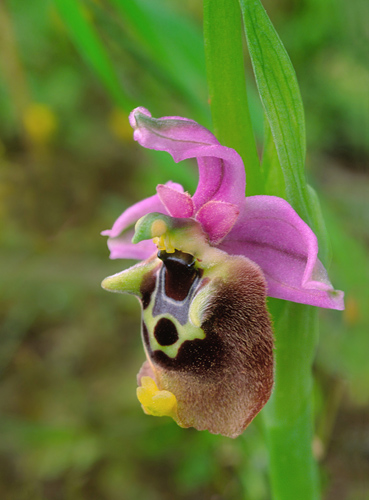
[147,307,226,377]
[150,267,273,381]
[154,318,179,346]
[150,328,224,376]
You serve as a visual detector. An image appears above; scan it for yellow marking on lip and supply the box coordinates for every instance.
[137,376,178,420]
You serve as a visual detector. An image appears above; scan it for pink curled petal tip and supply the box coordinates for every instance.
[129,108,246,214]
[219,195,344,310]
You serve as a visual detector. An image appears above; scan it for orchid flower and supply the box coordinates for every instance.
[101,107,344,438]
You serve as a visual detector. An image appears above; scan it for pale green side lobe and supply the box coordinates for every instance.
[101,259,158,296]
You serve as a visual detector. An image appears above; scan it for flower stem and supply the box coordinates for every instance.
[203,0,263,196]
[263,300,320,500]
[203,2,321,499]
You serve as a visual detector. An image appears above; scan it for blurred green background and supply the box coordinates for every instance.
[0,0,368,499]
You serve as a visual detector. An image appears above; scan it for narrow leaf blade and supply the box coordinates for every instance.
[53,0,132,110]
[109,0,209,122]
[239,0,311,222]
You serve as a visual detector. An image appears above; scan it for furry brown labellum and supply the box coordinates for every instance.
[102,213,274,438]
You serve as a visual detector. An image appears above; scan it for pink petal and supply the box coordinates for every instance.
[107,229,157,260]
[129,106,219,154]
[195,200,240,244]
[129,107,246,211]
[156,184,194,218]
[219,195,344,310]
[101,181,184,238]
[192,150,245,212]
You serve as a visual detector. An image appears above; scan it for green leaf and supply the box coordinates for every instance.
[203,0,262,196]
[261,118,286,199]
[109,0,209,123]
[53,0,133,110]
[239,0,311,223]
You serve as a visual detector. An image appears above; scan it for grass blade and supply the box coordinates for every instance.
[53,0,133,110]
[239,0,311,222]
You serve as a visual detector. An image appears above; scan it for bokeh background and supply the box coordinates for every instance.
[0,0,368,499]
